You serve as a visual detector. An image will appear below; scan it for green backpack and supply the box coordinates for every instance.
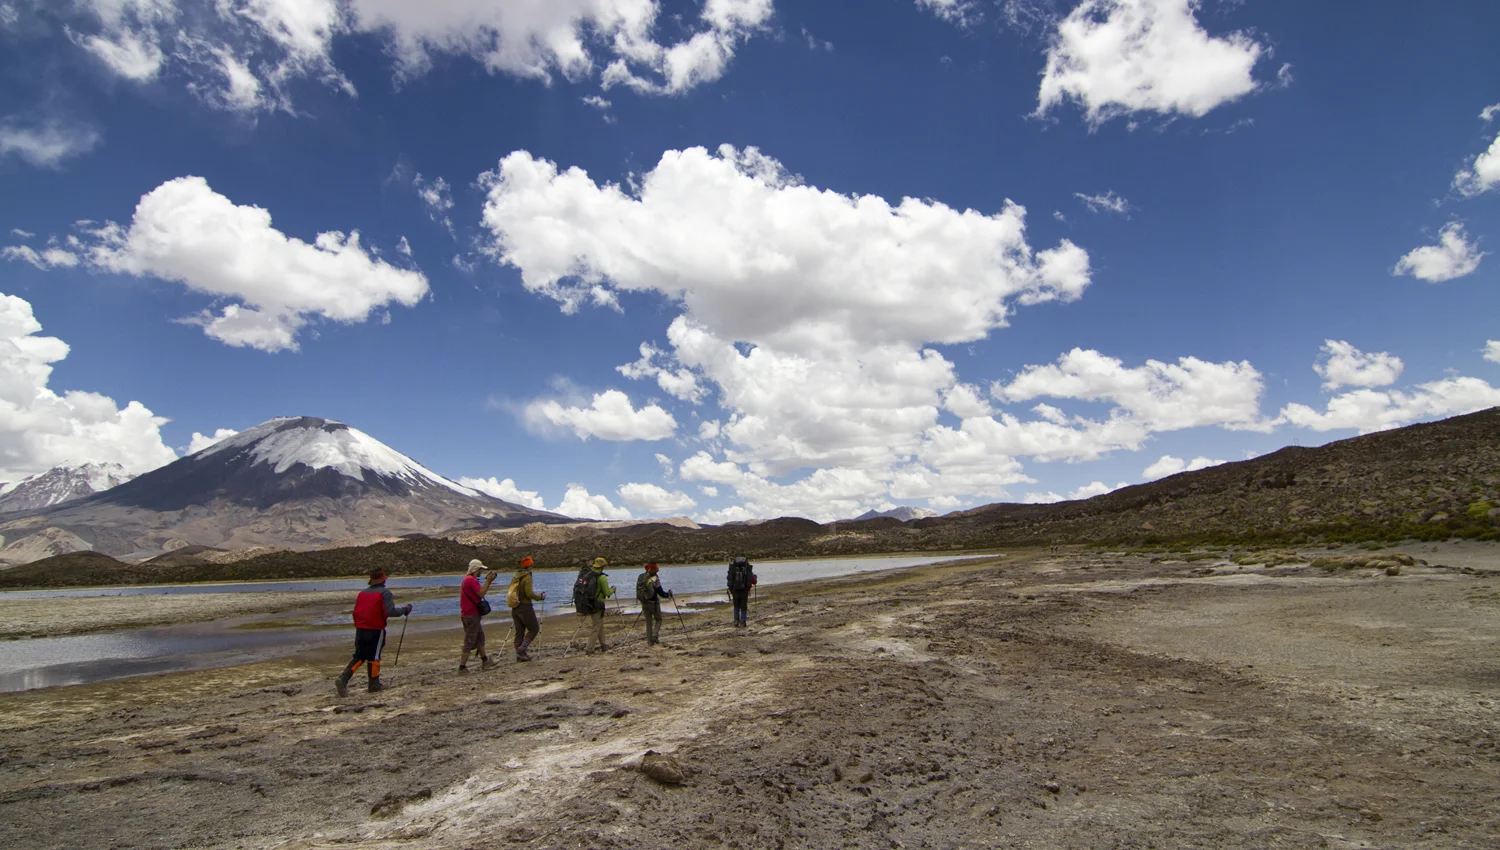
[635,571,653,601]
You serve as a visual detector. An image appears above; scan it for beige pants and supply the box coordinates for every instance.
[587,610,606,649]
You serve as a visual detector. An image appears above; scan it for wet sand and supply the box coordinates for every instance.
[1,548,1498,848]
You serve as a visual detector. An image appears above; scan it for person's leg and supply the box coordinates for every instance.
[590,610,606,650]
[513,608,526,651]
[477,623,498,669]
[517,605,539,660]
[460,616,478,670]
[335,654,362,696]
[367,631,386,691]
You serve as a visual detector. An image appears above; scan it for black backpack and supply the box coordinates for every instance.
[727,558,753,591]
[572,568,600,614]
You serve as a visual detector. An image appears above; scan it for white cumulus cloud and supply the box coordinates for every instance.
[997,347,1272,433]
[524,389,677,441]
[554,483,632,520]
[186,427,239,455]
[915,0,981,26]
[457,476,547,510]
[1037,0,1267,124]
[6,176,428,352]
[617,482,696,514]
[1393,223,1485,283]
[1454,130,1500,197]
[1485,341,1500,364]
[1314,340,1402,390]
[0,291,180,483]
[59,0,771,115]
[1143,454,1225,480]
[1281,377,1500,434]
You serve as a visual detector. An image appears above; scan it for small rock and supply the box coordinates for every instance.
[641,750,686,784]
[1042,781,1061,794]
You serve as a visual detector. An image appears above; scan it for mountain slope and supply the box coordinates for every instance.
[0,462,133,513]
[853,506,939,522]
[0,416,564,563]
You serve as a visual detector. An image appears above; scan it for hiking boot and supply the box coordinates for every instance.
[516,649,531,662]
[334,674,349,698]
[481,658,500,671]
[367,677,384,693]
[457,666,469,674]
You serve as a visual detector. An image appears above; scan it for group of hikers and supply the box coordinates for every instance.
[334,555,758,695]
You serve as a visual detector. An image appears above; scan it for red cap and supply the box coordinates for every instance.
[520,556,534,568]
[645,562,659,572]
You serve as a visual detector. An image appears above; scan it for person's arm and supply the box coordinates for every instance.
[478,572,498,598]
[381,588,412,618]
[524,573,545,602]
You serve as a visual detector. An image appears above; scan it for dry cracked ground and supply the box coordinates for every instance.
[2,549,1499,849]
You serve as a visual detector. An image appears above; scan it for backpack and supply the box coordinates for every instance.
[728,558,753,591]
[636,571,653,602]
[572,568,601,615]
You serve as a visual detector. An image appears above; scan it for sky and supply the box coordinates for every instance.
[0,0,1498,524]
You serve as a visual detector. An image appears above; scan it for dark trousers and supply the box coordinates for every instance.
[512,603,540,649]
[642,599,663,643]
[730,588,750,624]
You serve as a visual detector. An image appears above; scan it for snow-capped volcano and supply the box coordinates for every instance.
[191,416,487,501]
[0,416,562,562]
[0,462,133,514]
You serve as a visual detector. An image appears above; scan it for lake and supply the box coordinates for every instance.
[0,554,978,692]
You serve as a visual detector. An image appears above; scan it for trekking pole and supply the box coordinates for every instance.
[670,594,691,634]
[562,617,587,658]
[393,615,409,667]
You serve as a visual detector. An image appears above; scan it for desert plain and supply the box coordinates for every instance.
[1,544,1498,849]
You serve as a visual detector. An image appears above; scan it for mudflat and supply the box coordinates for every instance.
[1,548,1497,848]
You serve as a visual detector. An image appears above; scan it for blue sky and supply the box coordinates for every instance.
[1,0,1497,523]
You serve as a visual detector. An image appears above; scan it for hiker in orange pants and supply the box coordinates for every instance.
[335,568,412,696]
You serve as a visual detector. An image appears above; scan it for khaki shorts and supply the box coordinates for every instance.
[461,615,485,652]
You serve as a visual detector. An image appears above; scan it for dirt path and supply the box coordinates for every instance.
[1,551,1498,848]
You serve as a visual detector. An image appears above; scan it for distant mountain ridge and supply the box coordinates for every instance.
[0,462,133,514]
[852,506,939,522]
[0,416,564,564]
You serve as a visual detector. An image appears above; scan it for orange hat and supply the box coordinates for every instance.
[369,568,387,584]
[520,556,534,568]
[645,562,658,572]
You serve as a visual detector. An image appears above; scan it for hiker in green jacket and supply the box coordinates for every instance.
[635,562,674,646]
[507,555,547,662]
[583,557,615,654]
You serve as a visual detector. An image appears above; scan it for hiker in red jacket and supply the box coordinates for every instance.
[459,559,500,673]
[335,568,412,696]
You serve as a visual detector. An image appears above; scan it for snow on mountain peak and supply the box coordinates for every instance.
[198,417,484,498]
[0,461,133,512]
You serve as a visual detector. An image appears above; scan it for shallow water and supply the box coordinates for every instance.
[0,555,974,692]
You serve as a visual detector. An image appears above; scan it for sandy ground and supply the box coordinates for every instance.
[1,548,1499,848]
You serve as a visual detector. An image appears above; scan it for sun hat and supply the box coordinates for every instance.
[592,557,608,569]
[519,556,534,568]
[467,559,487,575]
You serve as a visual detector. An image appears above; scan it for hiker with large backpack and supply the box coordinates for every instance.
[726,556,757,628]
[634,562,674,646]
[573,557,615,654]
[334,568,412,696]
[458,559,500,673]
[507,555,547,662]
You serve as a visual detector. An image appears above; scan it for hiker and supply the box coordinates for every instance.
[727,556,757,628]
[335,568,412,696]
[507,555,547,662]
[459,558,500,672]
[635,562,674,646]
[573,557,615,653]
